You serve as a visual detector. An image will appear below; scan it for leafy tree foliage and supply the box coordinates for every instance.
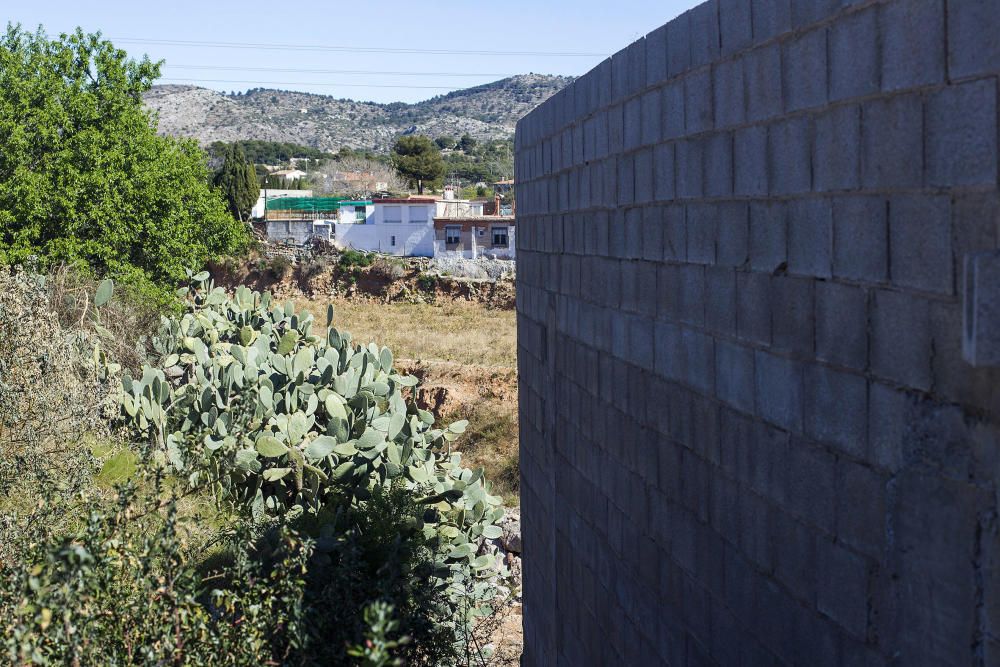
[391,136,445,195]
[214,143,259,222]
[434,136,457,150]
[458,134,478,152]
[0,26,248,287]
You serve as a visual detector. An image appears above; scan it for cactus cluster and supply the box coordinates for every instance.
[117,270,505,580]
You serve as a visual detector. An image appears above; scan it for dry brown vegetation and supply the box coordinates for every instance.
[296,297,520,504]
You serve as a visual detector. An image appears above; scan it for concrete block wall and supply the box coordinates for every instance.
[514,0,1000,664]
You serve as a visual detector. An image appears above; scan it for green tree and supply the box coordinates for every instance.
[391,136,444,195]
[434,136,456,150]
[214,143,259,221]
[0,25,248,287]
[458,134,478,152]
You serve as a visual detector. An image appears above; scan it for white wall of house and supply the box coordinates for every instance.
[252,189,313,219]
[334,222,434,257]
[372,202,436,225]
[335,203,375,225]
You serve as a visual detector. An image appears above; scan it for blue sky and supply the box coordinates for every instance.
[7,0,701,103]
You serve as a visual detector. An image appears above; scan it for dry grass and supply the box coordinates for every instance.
[297,297,521,504]
[297,298,517,367]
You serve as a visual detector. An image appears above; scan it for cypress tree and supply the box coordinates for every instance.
[214,144,260,222]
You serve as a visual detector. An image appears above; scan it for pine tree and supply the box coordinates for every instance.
[214,144,259,221]
[391,136,445,195]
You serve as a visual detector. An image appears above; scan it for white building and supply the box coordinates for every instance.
[251,189,314,220]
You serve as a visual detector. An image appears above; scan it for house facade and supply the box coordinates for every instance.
[433,216,516,259]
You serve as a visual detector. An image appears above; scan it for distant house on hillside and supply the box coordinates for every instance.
[271,168,308,181]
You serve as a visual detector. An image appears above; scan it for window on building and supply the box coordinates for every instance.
[391,235,396,247]
[492,226,509,247]
[445,226,461,245]
[355,205,367,222]
[383,206,402,223]
[410,206,428,223]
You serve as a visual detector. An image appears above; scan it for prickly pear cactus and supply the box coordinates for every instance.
[118,270,506,579]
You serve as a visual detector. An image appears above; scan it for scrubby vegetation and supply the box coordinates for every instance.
[0,268,514,665]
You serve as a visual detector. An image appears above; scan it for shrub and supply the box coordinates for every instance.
[371,256,406,281]
[111,272,509,661]
[417,274,440,293]
[0,270,513,665]
[339,249,374,268]
[268,254,295,280]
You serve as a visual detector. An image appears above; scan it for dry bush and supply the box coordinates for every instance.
[370,256,407,281]
[46,265,163,372]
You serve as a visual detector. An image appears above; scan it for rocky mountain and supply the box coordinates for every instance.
[145,74,572,153]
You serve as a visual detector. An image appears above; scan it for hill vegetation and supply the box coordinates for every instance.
[145,74,572,153]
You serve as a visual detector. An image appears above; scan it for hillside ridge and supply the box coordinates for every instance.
[145,73,572,153]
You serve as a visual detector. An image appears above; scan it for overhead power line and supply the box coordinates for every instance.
[113,37,606,58]
[159,77,469,90]
[164,64,510,77]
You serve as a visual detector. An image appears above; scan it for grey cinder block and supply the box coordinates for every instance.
[813,104,861,192]
[705,265,737,334]
[654,142,676,202]
[803,363,867,458]
[641,89,662,147]
[715,338,755,412]
[768,117,811,195]
[861,94,923,189]
[714,59,746,128]
[926,80,998,188]
[829,7,879,102]
[836,459,886,557]
[705,133,734,197]
[881,0,946,92]
[634,148,654,204]
[815,281,868,371]
[790,0,841,28]
[666,11,692,77]
[755,350,804,432]
[833,196,888,284]
[624,97,642,151]
[664,204,687,262]
[771,275,815,357]
[645,24,669,87]
[689,0,722,67]
[676,139,706,199]
[685,68,714,135]
[783,28,828,113]
[738,271,772,345]
[889,195,953,295]
[870,289,932,391]
[816,538,869,639]
[720,0,753,55]
[749,201,787,272]
[686,203,718,265]
[963,251,1000,367]
[662,81,686,139]
[745,44,783,122]
[787,198,832,279]
[948,0,1000,80]
[735,125,769,196]
[717,202,750,267]
[751,0,792,42]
